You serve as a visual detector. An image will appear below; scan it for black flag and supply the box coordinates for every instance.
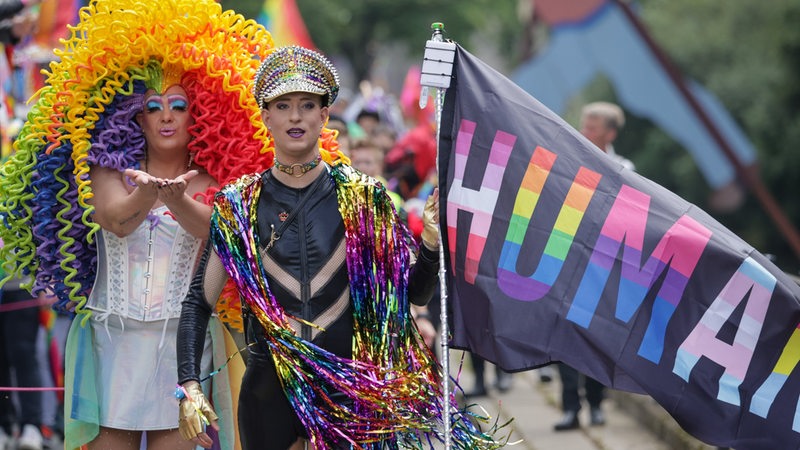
[439,44,800,450]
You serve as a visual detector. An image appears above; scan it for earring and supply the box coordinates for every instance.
[186,152,194,169]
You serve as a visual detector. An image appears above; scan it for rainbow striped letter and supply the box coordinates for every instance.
[674,257,775,407]
[446,120,515,284]
[497,147,601,300]
[567,185,712,363]
[750,322,800,430]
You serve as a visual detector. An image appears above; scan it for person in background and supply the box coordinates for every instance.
[354,108,380,137]
[348,137,436,348]
[348,138,384,178]
[0,320,11,450]
[579,101,634,171]
[326,114,350,156]
[0,0,40,45]
[369,122,397,157]
[384,121,436,203]
[0,272,48,450]
[555,101,630,431]
[465,354,513,398]
[538,364,555,383]
[348,137,398,206]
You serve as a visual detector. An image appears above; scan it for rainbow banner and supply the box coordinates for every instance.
[256,0,315,49]
[441,44,800,450]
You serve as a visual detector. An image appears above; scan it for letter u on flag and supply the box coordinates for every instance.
[438,43,800,450]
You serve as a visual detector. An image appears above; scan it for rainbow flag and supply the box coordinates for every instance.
[257,0,315,49]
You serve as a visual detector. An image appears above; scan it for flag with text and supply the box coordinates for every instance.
[440,44,800,450]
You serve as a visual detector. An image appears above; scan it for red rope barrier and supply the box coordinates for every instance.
[0,386,65,391]
[0,296,56,313]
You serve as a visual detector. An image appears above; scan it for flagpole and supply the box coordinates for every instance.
[420,21,456,449]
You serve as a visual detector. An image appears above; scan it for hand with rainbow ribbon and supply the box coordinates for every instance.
[176,381,219,449]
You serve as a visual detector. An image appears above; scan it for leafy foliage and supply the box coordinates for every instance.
[222,0,523,80]
[635,0,800,272]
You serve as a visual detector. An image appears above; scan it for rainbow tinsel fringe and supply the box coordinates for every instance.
[211,165,509,449]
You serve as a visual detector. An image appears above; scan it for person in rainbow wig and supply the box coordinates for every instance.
[176,46,508,450]
[0,0,344,449]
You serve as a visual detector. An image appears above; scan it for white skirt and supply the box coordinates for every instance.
[90,315,212,430]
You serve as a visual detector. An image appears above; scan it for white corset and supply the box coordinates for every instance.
[88,206,202,321]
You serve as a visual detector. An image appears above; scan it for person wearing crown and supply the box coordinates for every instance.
[176,46,507,450]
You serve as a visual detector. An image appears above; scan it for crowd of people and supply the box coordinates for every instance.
[0,0,655,448]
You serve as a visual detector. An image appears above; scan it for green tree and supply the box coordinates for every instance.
[220,0,262,24]
[296,0,523,81]
[523,1,800,272]
[636,0,800,272]
[222,0,524,81]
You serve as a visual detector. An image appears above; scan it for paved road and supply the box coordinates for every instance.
[446,349,718,450]
[8,326,719,450]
